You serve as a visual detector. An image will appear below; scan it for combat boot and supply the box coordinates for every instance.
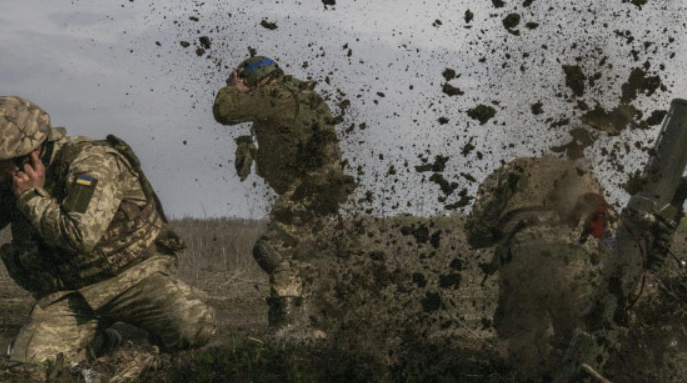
[89,328,123,358]
[267,296,305,330]
[266,296,327,341]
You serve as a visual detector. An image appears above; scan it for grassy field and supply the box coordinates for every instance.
[0,216,686,383]
[0,219,270,343]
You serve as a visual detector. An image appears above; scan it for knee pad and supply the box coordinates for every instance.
[253,238,283,273]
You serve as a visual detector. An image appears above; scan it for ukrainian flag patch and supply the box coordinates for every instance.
[75,175,94,186]
[64,175,98,213]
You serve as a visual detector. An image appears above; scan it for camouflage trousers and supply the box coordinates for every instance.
[255,219,324,298]
[8,272,216,365]
[493,239,602,378]
[254,179,343,299]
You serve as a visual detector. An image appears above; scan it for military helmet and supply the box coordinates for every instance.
[0,96,51,160]
[238,56,283,87]
[500,156,603,219]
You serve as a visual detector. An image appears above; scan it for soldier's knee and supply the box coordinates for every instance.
[9,327,94,365]
[9,299,97,365]
[253,238,282,273]
[162,285,217,348]
[178,304,216,348]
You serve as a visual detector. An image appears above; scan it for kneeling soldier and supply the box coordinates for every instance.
[0,96,216,365]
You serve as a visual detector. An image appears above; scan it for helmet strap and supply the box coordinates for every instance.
[40,140,55,168]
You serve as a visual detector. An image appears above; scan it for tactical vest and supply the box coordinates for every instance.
[2,135,184,294]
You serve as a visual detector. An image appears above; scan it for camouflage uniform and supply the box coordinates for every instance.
[0,98,215,364]
[214,71,356,329]
[465,156,613,377]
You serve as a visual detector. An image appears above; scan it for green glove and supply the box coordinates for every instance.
[235,136,256,182]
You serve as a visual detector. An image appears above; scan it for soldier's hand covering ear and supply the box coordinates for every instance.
[234,136,256,182]
[12,151,45,196]
[226,69,239,87]
[226,69,251,93]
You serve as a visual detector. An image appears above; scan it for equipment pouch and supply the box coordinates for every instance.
[0,243,62,295]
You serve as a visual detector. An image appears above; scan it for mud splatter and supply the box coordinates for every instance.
[442,83,464,96]
[621,68,663,104]
[550,128,598,160]
[622,0,648,8]
[502,14,521,36]
[412,272,428,288]
[465,10,474,23]
[415,155,449,173]
[444,190,472,210]
[260,19,278,30]
[581,104,641,134]
[461,138,476,156]
[449,258,464,271]
[531,102,543,115]
[421,292,442,312]
[401,224,430,244]
[430,231,441,249]
[460,172,476,183]
[439,273,462,289]
[562,65,586,97]
[492,0,505,8]
[199,36,211,50]
[466,105,496,125]
[430,174,459,196]
[621,169,647,195]
[646,110,667,126]
[442,68,457,81]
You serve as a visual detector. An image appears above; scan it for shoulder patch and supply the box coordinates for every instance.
[63,175,99,213]
[75,175,94,186]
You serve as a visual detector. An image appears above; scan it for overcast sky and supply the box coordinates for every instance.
[1,0,685,218]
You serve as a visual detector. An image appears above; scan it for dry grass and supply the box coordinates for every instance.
[0,219,270,334]
[170,218,267,294]
[0,219,267,290]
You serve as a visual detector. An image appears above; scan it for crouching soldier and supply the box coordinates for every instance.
[465,156,614,379]
[0,97,216,368]
[213,56,356,336]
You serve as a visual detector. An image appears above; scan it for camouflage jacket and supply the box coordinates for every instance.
[0,128,179,305]
[465,156,614,250]
[213,76,355,199]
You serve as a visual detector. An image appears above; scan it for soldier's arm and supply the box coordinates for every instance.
[465,166,511,248]
[212,84,297,125]
[15,146,130,254]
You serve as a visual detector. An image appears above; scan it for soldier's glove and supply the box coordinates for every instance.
[234,136,256,182]
[648,213,679,269]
